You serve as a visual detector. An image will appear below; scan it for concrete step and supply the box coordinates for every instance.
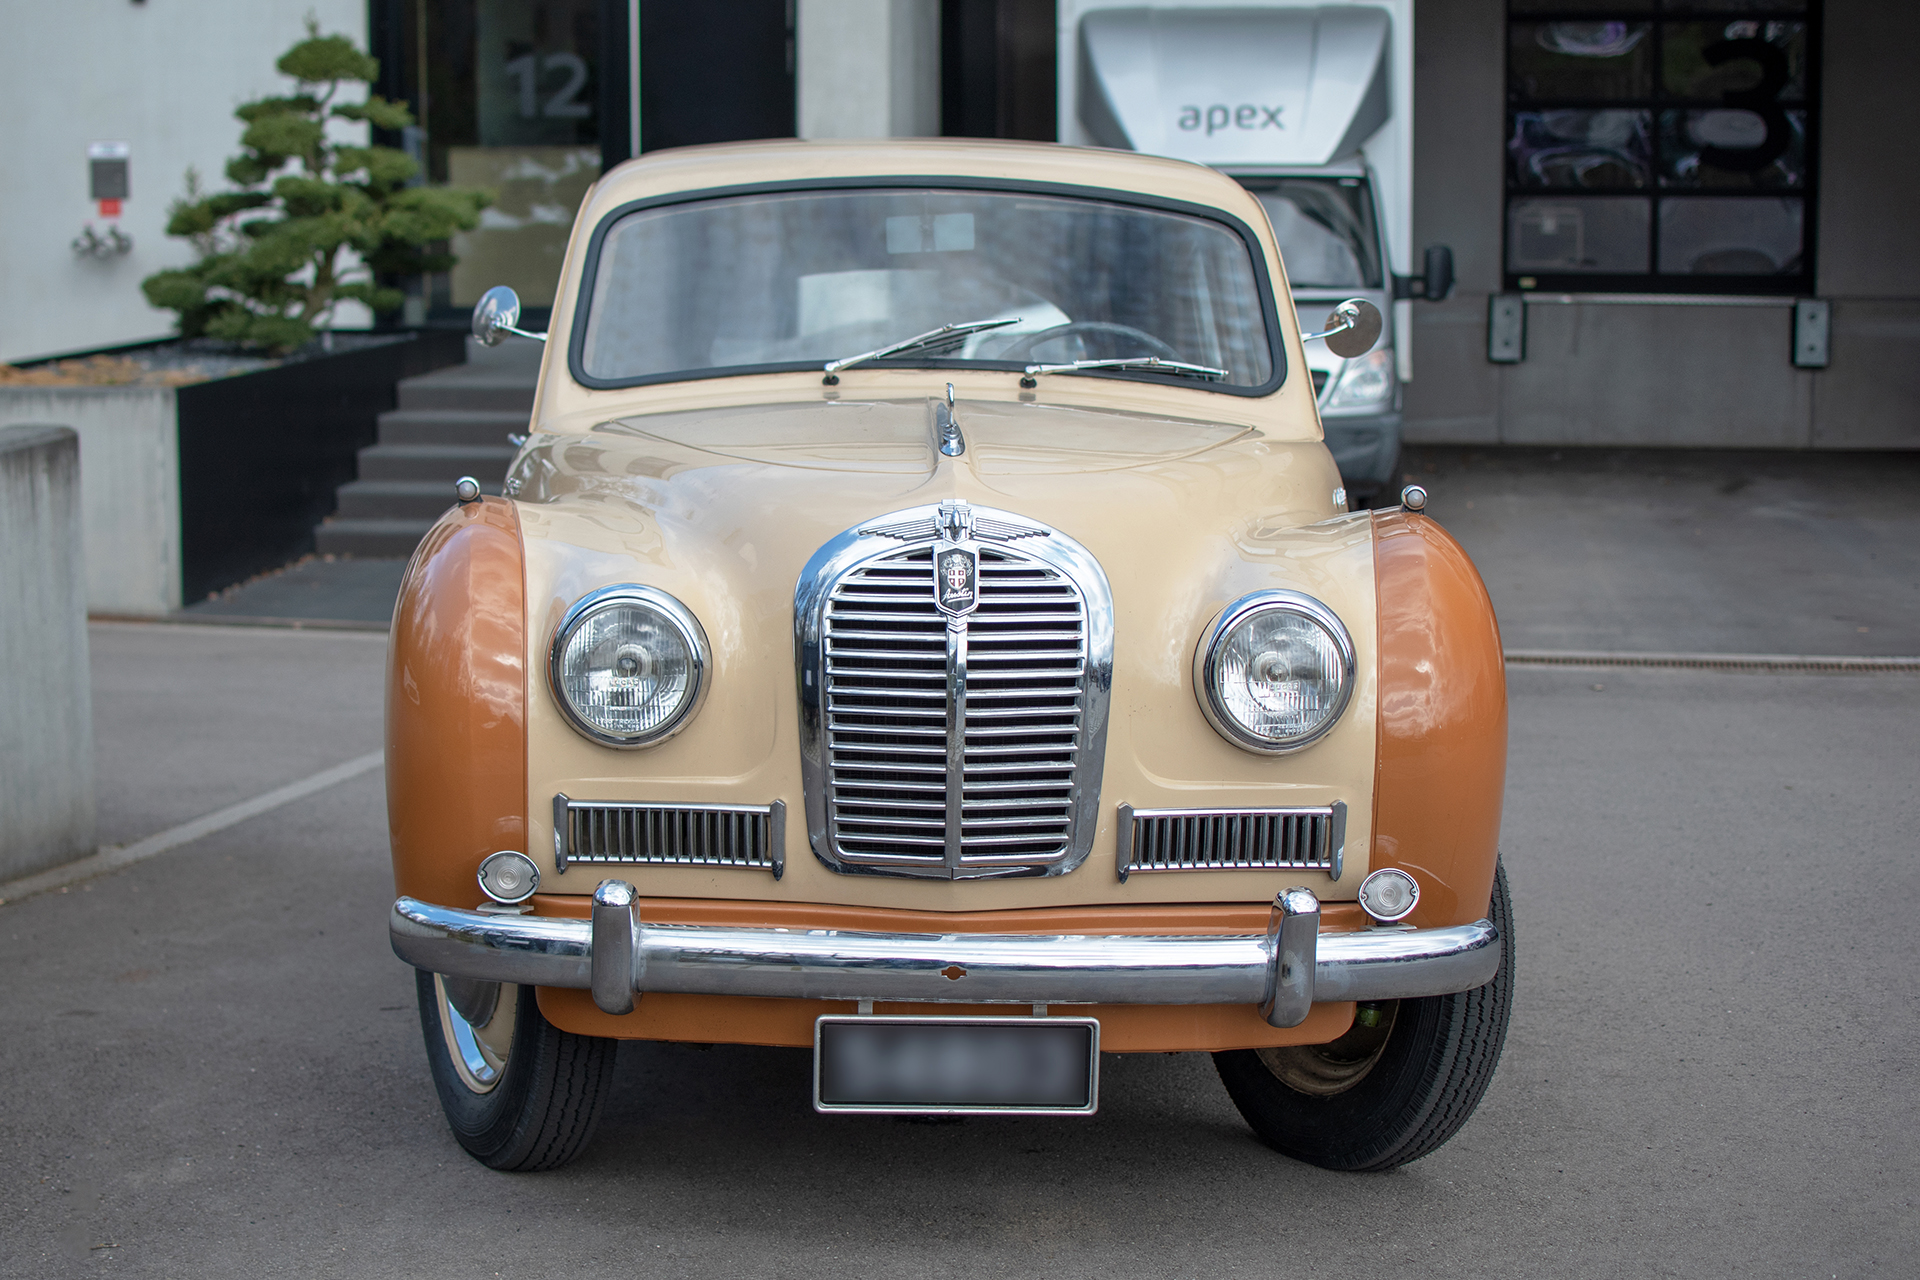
[356,442,518,483]
[313,518,435,559]
[395,370,537,413]
[333,478,500,521]
[376,408,530,447]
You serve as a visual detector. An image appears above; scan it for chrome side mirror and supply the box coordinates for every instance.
[471,285,547,346]
[1302,298,1383,360]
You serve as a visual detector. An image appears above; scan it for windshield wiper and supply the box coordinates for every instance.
[822,318,1021,384]
[1018,355,1228,388]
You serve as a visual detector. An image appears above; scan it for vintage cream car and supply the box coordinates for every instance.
[387,139,1511,1174]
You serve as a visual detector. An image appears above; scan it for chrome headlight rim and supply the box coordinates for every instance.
[548,584,711,749]
[1193,589,1356,755]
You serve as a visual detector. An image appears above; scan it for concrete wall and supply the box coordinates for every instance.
[0,388,181,616]
[797,0,942,139]
[1404,0,1920,450]
[0,0,367,363]
[0,426,96,881]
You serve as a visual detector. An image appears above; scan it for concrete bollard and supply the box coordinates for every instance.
[0,425,96,880]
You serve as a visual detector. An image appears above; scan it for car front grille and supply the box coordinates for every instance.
[1116,803,1347,881]
[799,503,1112,879]
[552,795,785,877]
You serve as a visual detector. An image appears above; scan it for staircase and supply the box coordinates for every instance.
[314,337,541,558]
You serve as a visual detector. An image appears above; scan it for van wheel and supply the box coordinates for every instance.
[416,968,617,1171]
[1213,862,1514,1171]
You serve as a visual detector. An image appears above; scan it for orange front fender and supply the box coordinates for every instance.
[1369,510,1508,928]
[387,496,527,907]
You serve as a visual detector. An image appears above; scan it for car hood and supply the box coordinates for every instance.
[508,394,1348,633]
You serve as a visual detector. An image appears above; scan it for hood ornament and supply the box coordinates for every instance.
[934,385,966,458]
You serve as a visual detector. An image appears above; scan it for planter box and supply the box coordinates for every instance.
[0,330,466,615]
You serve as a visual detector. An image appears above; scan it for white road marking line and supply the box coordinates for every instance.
[0,750,385,905]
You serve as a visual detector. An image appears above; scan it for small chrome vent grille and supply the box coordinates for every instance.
[1116,803,1346,881]
[798,502,1113,880]
[552,794,784,878]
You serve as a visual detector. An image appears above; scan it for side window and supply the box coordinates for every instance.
[1504,1,1816,295]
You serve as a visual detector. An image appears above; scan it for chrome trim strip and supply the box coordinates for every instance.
[552,792,570,871]
[1329,800,1347,880]
[944,619,967,871]
[769,799,786,880]
[390,891,1501,1007]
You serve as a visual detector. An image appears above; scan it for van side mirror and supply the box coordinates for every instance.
[1423,245,1455,302]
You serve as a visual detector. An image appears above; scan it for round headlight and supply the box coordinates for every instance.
[549,585,709,747]
[1194,591,1355,753]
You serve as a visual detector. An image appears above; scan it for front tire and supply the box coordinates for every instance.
[1213,862,1514,1171]
[416,968,618,1171]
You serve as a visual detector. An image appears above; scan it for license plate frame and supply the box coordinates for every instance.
[813,1014,1101,1116]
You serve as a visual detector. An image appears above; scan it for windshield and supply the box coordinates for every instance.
[577,188,1276,388]
[1236,177,1383,289]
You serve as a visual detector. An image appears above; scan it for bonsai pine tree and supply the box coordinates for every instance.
[142,21,488,353]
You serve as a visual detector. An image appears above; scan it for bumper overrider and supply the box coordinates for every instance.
[390,883,1501,1028]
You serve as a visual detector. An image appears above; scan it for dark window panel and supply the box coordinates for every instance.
[1511,0,1653,12]
[1659,108,1805,188]
[1661,20,1806,103]
[640,0,795,152]
[1670,1,1806,12]
[1656,195,1803,274]
[1509,109,1653,189]
[1506,195,1652,273]
[942,0,1056,142]
[1509,21,1654,102]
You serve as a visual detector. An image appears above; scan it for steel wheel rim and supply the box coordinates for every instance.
[1255,1001,1398,1097]
[435,974,518,1094]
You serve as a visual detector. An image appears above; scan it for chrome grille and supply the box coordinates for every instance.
[552,795,784,878]
[1116,803,1346,881]
[961,552,1084,862]
[800,502,1112,880]
[822,547,950,867]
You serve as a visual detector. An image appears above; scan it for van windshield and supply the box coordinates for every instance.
[577,187,1276,388]
[1237,177,1383,289]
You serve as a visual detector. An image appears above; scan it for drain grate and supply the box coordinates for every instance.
[1504,650,1920,675]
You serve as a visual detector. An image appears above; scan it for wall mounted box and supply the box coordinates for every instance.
[1793,299,1831,369]
[1487,294,1525,364]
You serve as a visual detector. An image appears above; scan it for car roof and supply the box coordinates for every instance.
[586,137,1273,229]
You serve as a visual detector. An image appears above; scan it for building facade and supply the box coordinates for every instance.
[2,0,1910,448]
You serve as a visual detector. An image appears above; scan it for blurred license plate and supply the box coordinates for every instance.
[814,1015,1100,1115]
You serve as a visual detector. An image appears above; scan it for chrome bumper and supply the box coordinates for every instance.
[389,883,1500,1029]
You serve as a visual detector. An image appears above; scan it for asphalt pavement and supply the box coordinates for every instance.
[1,615,1915,1277]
